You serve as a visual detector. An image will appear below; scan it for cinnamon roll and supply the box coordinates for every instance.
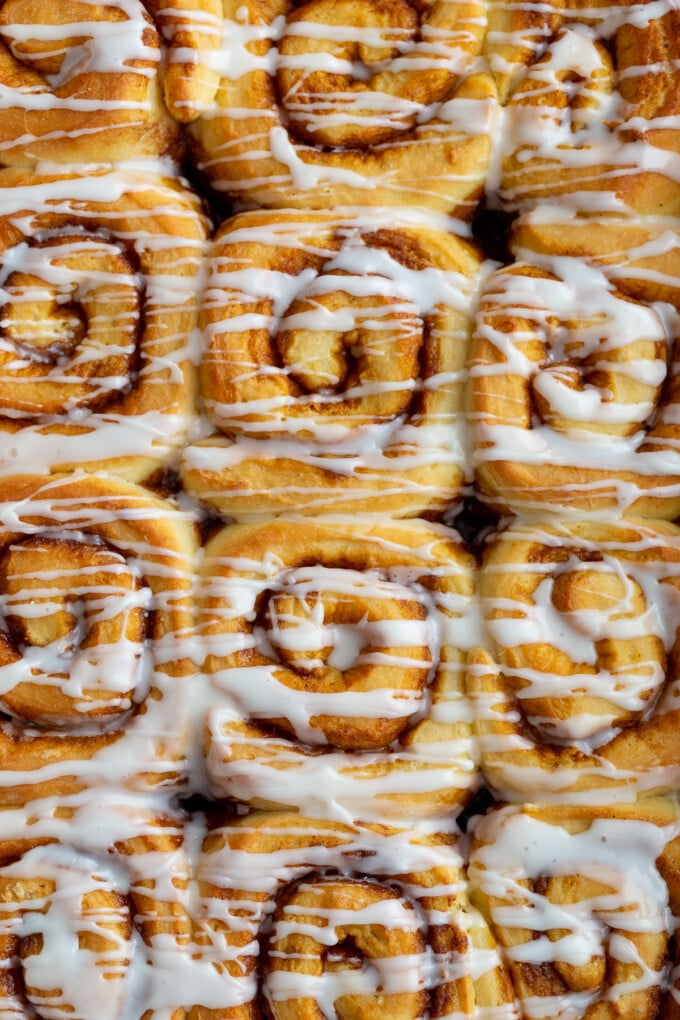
[0,799,237,1019]
[0,473,196,805]
[198,517,479,824]
[469,799,680,1020]
[0,166,209,482]
[0,0,222,166]
[187,0,496,215]
[1,845,137,1019]
[488,0,680,215]
[181,209,485,520]
[470,219,680,518]
[468,518,680,802]
[196,810,517,1020]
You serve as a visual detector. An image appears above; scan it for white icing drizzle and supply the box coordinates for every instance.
[469,518,680,803]
[0,537,151,720]
[193,812,515,1019]
[0,0,225,160]
[198,516,480,824]
[0,794,227,1020]
[0,844,134,1020]
[3,1,680,1017]
[187,0,496,212]
[489,0,680,215]
[0,473,197,801]
[0,165,208,481]
[469,803,680,1019]
[181,208,491,518]
[0,0,172,163]
[151,2,224,111]
[0,774,513,1019]
[470,240,680,517]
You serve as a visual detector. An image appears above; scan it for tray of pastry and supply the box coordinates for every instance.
[0,1,680,1017]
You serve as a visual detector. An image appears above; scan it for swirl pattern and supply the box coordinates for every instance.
[469,800,680,1020]
[2,843,154,1018]
[0,166,209,482]
[468,518,680,803]
[198,517,478,824]
[2,0,680,1013]
[187,0,496,214]
[488,0,680,214]
[470,219,680,518]
[0,473,195,806]
[195,811,517,1020]
[0,0,223,165]
[181,209,484,519]
[0,799,236,1020]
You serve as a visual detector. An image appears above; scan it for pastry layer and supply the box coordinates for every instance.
[187,0,496,214]
[468,518,680,802]
[181,209,484,519]
[489,0,680,215]
[0,473,196,806]
[0,166,208,482]
[469,799,680,1019]
[198,516,479,824]
[471,217,680,518]
[196,810,516,1020]
[0,0,223,164]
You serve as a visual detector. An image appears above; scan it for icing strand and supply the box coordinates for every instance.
[180,209,490,519]
[0,166,209,482]
[187,0,496,214]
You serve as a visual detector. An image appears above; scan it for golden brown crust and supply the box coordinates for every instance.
[469,800,680,1020]
[0,0,223,164]
[143,0,223,122]
[471,220,680,519]
[0,809,210,1019]
[0,166,208,482]
[468,518,680,800]
[6,1,680,1012]
[490,0,680,214]
[197,810,517,1020]
[188,1,495,214]
[181,209,482,519]
[0,0,177,164]
[0,473,196,806]
[198,516,478,822]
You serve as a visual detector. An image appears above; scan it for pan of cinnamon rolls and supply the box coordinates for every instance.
[4,0,680,1018]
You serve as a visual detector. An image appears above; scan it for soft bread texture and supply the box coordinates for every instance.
[470,217,680,518]
[181,209,484,519]
[468,518,680,802]
[469,800,680,1019]
[0,0,222,164]
[187,0,496,214]
[0,166,208,482]
[196,811,517,1020]
[1,0,680,1016]
[0,473,196,806]
[198,516,478,823]
[488,0,680,215]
